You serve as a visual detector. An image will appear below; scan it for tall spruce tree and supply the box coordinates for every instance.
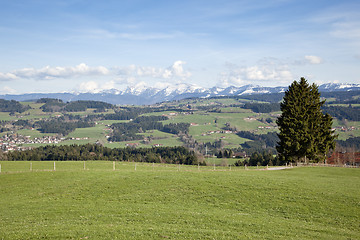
[276,77,337,163]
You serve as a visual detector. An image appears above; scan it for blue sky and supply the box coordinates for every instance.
[0,0,359,94]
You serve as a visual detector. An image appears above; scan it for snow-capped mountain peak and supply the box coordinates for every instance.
[1,83,359,105]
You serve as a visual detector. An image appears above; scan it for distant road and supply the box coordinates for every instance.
[267,166,294,170]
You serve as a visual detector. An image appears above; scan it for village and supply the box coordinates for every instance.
[0,134,63,152]
[0,133,90,152]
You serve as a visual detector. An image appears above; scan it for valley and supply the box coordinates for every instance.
[1,90,359,163]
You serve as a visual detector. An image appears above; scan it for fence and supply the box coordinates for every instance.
[0,161,285,174]
[296,162,359,168]
[2,161,355,174]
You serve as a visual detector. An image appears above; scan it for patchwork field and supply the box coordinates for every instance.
[1,96,358,151]
[0,163,359,239]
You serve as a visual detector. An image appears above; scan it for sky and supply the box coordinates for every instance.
[0,0,359,94]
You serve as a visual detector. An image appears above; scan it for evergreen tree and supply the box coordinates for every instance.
[276,77,337,163]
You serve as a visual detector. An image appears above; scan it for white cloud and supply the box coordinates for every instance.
[79,81,100,93]
[10,63,109,80]
[0,61,193,93]
[0,72,17,81]
[113,61,192,88]
[120,61,191,80]
[218,61,293,87]
[170,60,192,79]
[136,66,164,78]
[78,80,117,93]
[0,61,191,84]
[102,80,116,90]
[116,61,191,79]
[304,55,323,64]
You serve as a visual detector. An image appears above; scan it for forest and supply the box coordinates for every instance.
[234,151,284,166]
[322,106,360,121]
[242,103,280,113]
[3,144,199,165]
[0,99,31,113]
[0,90,359,165]
[109,115,190,142]
[36,119,95,135]
[38,99,113,112]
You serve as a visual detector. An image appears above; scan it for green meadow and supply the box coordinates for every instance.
[1,98,358,150]
[0,162,359,239]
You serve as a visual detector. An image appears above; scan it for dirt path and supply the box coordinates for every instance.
[266,166,294,170]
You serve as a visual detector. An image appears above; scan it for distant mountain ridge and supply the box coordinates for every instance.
[1,83,360,105]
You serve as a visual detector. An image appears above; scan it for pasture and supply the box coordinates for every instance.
[0,162,359,239]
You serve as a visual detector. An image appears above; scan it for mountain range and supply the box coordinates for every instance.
[1,83,360,105]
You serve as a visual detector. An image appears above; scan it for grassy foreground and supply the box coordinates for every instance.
[0,162,359,239]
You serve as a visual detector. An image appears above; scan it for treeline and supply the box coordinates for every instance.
[321,90,360,103]
[162,123,191,134]
[37,98,63,103]
[109,115,190,142]
[237,93,284,103]
[13,119,32,128]
[96,107,156,121]
[64,100,113,112]
[216,149,234,158]
[39,99,65,112]
[322,106,360,121]
[0,99,31,113]
[109,116,167,142]
[4,144,199,165]
[336,137,360,149]
[242,103,280,113]
[237,131,279,154]
[234,152,284,166]
[35,119,94,135]
[38,99,113,112]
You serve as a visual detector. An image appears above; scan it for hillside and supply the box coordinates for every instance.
[1,83,359,105]
[0,91,359,162]
[0,165,359,239]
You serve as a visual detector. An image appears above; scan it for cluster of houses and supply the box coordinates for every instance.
[202,130,235,137]
[258,126,274,129]
[162,112,193,118]
[124,142,163,148]
[333,126,358,132]
[0,134,64,152]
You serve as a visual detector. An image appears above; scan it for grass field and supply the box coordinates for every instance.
[2,100,358,150]
[0,163,359,239]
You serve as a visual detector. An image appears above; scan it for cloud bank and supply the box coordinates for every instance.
[0,61,191,82]
[218,59,293,87]
[12,63,109,80]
